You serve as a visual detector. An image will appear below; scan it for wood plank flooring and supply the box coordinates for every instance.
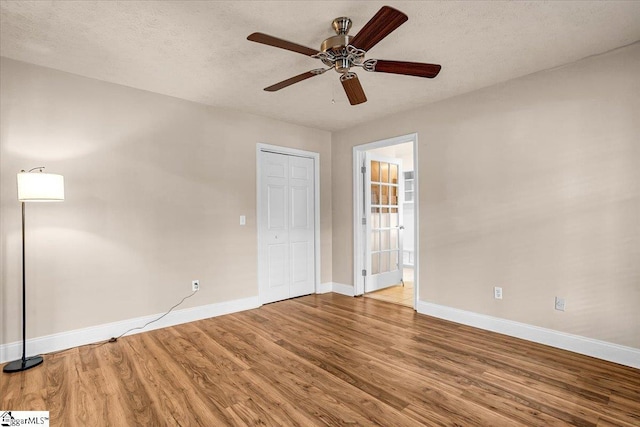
[2,293,639,426]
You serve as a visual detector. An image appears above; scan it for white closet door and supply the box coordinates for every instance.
[259,151,315,304]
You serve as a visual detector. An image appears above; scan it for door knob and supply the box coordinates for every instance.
[398,225,405,230]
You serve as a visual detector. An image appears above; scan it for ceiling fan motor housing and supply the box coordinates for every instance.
[321,17,359,73]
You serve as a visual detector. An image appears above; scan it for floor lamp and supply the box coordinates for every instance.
[3,167,64,373]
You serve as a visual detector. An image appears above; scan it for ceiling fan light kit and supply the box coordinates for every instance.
[247,5,442,105]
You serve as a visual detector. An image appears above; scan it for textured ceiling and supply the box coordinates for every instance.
[2,1,640,131]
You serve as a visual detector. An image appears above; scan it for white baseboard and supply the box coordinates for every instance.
[316,282,333,294]
[416,301,640,369]
[0,295,261,364]
[331,282,355,297]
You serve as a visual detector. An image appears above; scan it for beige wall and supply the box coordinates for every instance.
[2,42,639,351]
[0,58,332,344]
[332,44,640,348]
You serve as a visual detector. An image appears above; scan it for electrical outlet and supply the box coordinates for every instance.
[555,297,565,311]
[192,280,200,292]
[494,286,503,300]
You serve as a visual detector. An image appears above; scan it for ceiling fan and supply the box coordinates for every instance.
[247,5,441,105]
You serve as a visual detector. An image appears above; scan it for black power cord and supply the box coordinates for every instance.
[108,290,197,342]
[43,290,197,356]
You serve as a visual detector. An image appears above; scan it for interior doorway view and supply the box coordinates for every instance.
[365,152,404,292]
[366,268,415,307]
[353,136,417,308]
[257,145,319,304]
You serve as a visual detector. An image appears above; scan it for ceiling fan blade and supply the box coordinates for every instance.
[247,32,318,56]
[340,73,367,105]
[264,70,323,92]
[350,6,408,52]
[369,60,441,78]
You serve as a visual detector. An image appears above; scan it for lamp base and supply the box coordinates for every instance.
[3,355,43,373]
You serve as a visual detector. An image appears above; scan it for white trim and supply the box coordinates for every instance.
[256,143,321,305]
[331,283,356,297]
[352,150,364,294]
[416,301,640,369]
[352,133,419,308]
[316,282,333,294]
[1,296,260,363]
[315,282,354,296]
[413,137,420,307]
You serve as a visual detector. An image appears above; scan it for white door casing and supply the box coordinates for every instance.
[258,146,317,304]
[353,133,419,307]
[364,152,403,292]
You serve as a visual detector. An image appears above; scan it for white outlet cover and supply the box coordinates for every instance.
[494,287,503,299]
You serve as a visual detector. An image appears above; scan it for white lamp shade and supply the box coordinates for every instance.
[17,172,65,202]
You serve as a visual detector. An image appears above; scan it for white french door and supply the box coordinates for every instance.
[259,150,315,304]
[364,152,403,292]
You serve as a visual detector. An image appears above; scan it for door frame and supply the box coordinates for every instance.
[352,133,419,307]
[256,143,321,304]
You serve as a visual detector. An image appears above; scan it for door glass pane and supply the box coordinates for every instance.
[371,184,380,205]
[390,164,398,184]
[390,207,398,213]
[381,212,390,228]
[381,185,388,205]
[371,253,379,275]
[382,207,389,214]
[371,161,380,182]
[390,251,398,271]
[381,162,389,183]
[390,212,398,228]
[371,209,380,228]
[372,231,380,251]
[381,230,390,250]
[380,251,389,273]
[390,186,398,205]
[390,229,398,249]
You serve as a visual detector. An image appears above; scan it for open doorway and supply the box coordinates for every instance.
[353,134,418,308]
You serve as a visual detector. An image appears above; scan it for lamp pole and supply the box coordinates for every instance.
[21,201,26,365]
[3,202,44,372]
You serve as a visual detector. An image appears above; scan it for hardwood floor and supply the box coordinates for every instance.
[2,293,639,426]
